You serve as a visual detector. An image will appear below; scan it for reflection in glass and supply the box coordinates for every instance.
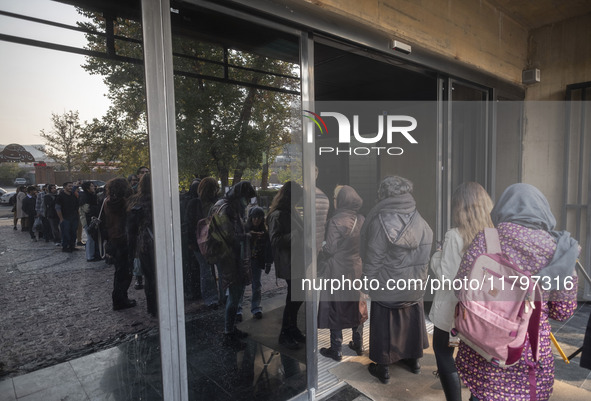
[0,1,161,399]
[170,4,306,400]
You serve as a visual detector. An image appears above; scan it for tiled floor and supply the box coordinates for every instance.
[1,301,589,401]
[0,295,307,401]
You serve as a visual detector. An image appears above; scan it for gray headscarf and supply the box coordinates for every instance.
[491,183,578,290]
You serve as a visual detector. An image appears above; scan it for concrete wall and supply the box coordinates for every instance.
[309,0,529,84]
[522,13,591,222]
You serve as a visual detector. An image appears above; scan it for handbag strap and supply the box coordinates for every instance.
[97,198,106,220]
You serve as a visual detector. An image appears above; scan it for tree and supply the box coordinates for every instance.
[38,111,85,180]
[81,107,149,176]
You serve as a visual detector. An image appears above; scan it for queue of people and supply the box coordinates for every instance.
[314,178,579,401]
[9,172,584,401]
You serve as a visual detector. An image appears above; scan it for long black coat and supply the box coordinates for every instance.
[267,205,304,281]
[582,311,591,370]
[317,185,368,330]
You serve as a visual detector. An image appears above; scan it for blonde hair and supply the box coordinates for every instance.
[451,182,494,254]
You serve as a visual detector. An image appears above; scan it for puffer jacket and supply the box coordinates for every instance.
[210,181,255,289]
[318,185,368,329]
[360,192,433,308]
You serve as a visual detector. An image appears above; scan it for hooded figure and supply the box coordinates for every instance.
[317,185,368,361]
[211,181,257,347]
[360,176,433,383]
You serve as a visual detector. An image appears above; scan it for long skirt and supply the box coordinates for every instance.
[369,300,429,365]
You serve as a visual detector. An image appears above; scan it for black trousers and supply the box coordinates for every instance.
[282,279,303,332]
[111,240,132,306]
[433,326,458,375]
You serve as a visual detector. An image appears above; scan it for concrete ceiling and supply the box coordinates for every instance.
[489,0,591,29]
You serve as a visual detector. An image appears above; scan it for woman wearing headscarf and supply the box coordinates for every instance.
[210,181,257,348]
[103,178,135,311]
[236,206,273,320]
[318,185,368,361]
[127,174,157,317]
[185,177,221,307]
[454,183,579,401]
[360,176,433,384]
[267,181,306,350]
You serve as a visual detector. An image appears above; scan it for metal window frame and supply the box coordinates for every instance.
[562,82,591,300]
[141,0,188,399]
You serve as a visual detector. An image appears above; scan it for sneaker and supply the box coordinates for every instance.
[368,363,390,384]
[320,347,342,362]
[279,331,300,350]
[77,241,85,246]
[253,311,263,319]
[348,341,363,356]
[55,243,61,246]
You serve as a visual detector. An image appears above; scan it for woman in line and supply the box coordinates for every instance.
[267,181,306,350]
[360,176,433,384]
[428,182,493,400]
[237,206,273,320]
[127,174,157,317]
[318,185,368,361]
[16,185,27,231]
[211,181,257,348]
[103,178,136,311]
[455,183,579,401]
[185,177,221,307]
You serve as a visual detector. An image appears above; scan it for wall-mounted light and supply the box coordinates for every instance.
[392,40,411,55]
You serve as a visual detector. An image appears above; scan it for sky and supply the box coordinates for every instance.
[0,0,111,145]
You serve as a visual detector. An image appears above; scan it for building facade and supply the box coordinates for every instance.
[1,0,590,400]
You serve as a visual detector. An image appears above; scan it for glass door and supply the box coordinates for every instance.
[440,77,491,235]
[166,3,307,400]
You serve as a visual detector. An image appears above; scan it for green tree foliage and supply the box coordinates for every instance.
[38,110,85,180]
[81,108,149,176]
[78,10,298,187]
[0,164,28,186]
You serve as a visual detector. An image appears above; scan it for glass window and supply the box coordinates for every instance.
[0,1,162,400]
[169,4,306,400]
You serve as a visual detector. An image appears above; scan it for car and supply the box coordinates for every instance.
[14,178,27,186]
[0,187,6,196]
[0,191,16,205]
[89,180,106,188]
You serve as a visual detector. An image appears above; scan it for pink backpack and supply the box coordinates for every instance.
[452,228,542,373]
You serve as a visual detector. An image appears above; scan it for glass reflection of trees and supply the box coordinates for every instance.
[81,9,300,189]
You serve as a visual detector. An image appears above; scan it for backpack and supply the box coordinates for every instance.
[196,203,229,260]
[196,216,213,256]
[452,228,542,373]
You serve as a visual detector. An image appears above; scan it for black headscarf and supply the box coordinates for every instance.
[491,183,579,289]
[225,181,256,217]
